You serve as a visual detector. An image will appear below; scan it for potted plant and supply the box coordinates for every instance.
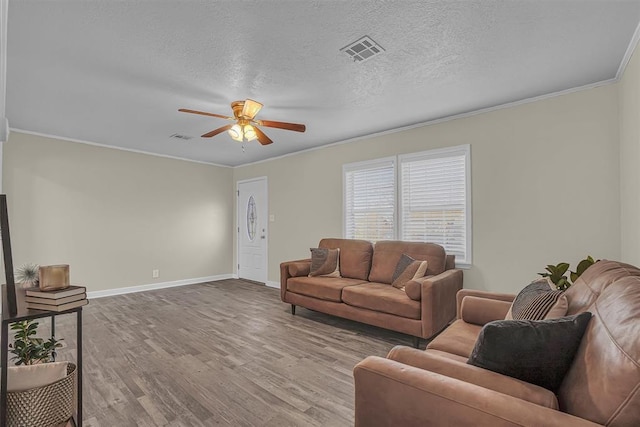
[6,320,75,427]
[9,319,62,365]
[15,263,39,289]
[539,256,597,291]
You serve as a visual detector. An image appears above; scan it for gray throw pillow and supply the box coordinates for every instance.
[506,278,568,320]
[308,248,341,278]
[467,312,592,391]
[391,254,428,289]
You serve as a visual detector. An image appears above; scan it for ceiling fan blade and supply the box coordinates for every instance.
[179,109,233,120]
[253,126,273,145]
[242,99,263,119]
[201,124,233,138]
[257,120,306,133]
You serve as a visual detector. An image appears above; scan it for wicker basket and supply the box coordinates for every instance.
[6,363,76,427]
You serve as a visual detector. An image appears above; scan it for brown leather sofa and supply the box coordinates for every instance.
[280,238,463,343]
[353,260,640,426]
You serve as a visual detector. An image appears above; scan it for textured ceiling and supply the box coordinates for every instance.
[6,1,640,167]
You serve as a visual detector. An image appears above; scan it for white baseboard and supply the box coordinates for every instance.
[231,274,279,289]
[265,280,280,289]
[86,274,235,299]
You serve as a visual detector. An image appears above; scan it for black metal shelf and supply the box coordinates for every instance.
[1,284,83,427]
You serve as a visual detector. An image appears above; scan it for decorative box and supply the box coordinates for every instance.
[39,265,70,291]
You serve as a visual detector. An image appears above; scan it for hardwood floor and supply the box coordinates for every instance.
[45,279,413,426]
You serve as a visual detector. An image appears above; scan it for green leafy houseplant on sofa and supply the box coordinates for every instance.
[539,256,596,291]
[9,319,63,365]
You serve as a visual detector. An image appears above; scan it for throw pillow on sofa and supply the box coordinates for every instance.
[391,254,428,289]
[467,312,592,391]
[309,248,341,278]
[505,278,568,320]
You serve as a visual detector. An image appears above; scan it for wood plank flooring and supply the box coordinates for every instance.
[40,279,413,426]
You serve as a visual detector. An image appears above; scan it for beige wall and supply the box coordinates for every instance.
[619,42,640,266]
[2,132,234,292]
[234,85,621,293]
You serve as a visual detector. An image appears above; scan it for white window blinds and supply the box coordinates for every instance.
[344,159,395,242]
[399,146,470,264]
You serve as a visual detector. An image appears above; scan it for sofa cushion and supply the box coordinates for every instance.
[342,283,421,319]
[391,254,428,289]
[369,241,446,284]
[288,261,310,277]
[309,248,341,277]
[467,313,592,392]
[287,276,366,302]
[426,319,482,358]
[563,259,638,315]
[319,238,373,281]
[505,278,568,320]
[388,348,559,409]
[404,280,422,301]
[558,265,640,425]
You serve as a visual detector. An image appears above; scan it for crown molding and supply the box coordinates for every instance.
[617,19,640,80]
[234,77,617,168]
[9,128,231,168]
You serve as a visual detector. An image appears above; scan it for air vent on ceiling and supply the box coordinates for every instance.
[170,133,194,140]
[340,35,385,62]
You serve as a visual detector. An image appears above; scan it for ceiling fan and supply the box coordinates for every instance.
[179,99,306,145]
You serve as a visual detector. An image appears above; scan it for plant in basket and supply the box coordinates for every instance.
[8,319,62,365]
[6,320,76,427]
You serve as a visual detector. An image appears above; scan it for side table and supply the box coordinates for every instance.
[1,285,83,427]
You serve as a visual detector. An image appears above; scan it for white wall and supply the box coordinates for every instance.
[619,41,640,266]
[234,85,621,293]
[2,132,234,292]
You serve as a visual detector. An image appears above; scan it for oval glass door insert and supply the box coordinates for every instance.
[247,195,257,241]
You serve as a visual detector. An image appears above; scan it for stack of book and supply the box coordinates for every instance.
[25,285,88,312]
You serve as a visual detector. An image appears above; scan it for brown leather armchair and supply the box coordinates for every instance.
[354,260,640,426]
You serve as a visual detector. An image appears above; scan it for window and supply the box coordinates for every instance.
[399,146,471,265]
[343,158,395,242]
[343,145,471,266]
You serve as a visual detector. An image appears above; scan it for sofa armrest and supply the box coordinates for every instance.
[386,346,558,409]
[416,269,463,338]
[280,259,311,301]
[354,356,603,427]
[460,296,513,325]
[456,289,515,319]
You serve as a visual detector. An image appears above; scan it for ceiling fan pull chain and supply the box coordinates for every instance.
[242,143,245,153]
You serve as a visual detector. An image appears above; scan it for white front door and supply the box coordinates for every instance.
[237,177,268,283]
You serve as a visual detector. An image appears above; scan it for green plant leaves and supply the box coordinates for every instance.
[8,319,63,365]
[538,256,597,291]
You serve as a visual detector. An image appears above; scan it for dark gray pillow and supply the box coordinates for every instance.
[467,312,592,391]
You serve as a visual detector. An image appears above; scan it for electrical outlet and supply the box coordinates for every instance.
[152,269,159,279]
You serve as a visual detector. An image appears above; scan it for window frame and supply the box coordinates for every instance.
[342,156,397,242]
[342,145,472,268]
[398,144,472,267]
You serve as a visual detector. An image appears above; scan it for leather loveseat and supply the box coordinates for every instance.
[280,238,463,343]
[353,260,640,426]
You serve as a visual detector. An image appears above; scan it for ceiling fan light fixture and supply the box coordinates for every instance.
[228,124,243,142]
[242,99,263,119]
[180,98,305,146]
[244,125,257,141]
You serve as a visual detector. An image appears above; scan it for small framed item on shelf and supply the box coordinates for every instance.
[39,264,70,291]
